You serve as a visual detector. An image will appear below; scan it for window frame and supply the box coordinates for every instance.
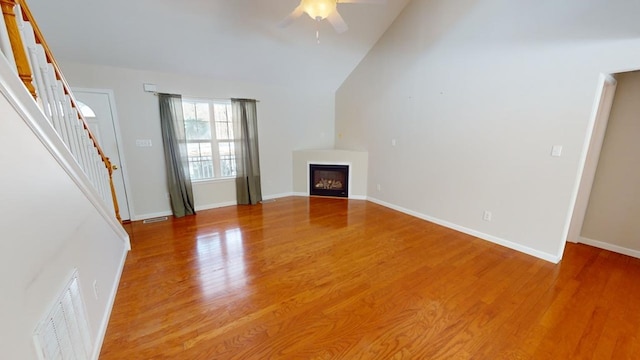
[182,98,236,182]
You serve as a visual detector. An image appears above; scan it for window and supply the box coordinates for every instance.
[76,101,96,118]
[182,99,236,180]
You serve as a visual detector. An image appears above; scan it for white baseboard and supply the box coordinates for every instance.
[292,192,308,197]
[131,210,172,221]
[578,236,640,259]
[263,192,295,200]
[91,245,128,360]
[367,196,561,264]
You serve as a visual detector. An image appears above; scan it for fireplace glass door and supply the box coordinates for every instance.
[309,164,349,198]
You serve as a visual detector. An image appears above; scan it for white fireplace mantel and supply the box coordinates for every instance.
[292,149,368,199]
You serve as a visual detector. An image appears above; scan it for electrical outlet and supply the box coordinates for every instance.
[377,184,381,191]
[92,280,99,300]
[483,210,492,222]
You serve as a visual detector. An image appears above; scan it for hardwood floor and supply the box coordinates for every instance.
[100,197,640,359]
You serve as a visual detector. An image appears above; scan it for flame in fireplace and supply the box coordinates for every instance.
[315,178,343,189]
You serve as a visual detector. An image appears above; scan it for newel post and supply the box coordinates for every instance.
[105,156,122,223]
[0,0,36,98]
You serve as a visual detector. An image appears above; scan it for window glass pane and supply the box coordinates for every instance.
[184,102,211,140]
[214,103,230,121]
[196,103,210,121]
[214,103,234,140]
[219,142,236,177]
[77,101,96,118]
[183,101,196,121]
[215,120,231,140]
[187,142,212,157]
[218,141,234,156]
[187,142,214,180]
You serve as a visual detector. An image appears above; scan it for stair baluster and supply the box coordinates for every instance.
[0,0,121,222]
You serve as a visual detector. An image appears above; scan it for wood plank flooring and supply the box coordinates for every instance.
[100,197,640,359]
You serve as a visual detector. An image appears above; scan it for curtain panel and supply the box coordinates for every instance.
[159,93,196,217]
[232,99,262,205]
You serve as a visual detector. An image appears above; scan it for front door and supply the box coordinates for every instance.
[74,89,131,221]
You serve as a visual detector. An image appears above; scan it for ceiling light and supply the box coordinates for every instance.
[280,0,385,36]
[301,0,336,20]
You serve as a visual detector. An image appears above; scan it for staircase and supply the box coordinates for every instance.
[0,0,120,222]
[0,1,130,359]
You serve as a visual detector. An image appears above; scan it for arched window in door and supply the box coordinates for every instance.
[77,101,96,118]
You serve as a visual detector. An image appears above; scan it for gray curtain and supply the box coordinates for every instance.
[159,93,196,217]
[232,98,262,205]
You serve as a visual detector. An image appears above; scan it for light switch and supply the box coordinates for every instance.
[136,139,152,147]
[551,145,563,157]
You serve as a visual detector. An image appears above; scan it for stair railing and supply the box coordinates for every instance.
[0,0,121,222]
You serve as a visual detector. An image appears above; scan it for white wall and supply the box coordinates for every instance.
[581,71,640,256]
[335,0,640,261]
[59,62,336,219]
[0,57,128,359]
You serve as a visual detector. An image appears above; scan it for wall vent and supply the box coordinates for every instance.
[143,216,168,224]
[33,269,92,360]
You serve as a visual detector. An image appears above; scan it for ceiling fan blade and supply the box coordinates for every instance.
[338,0,386,4]
[279,5,304,28]
[327,10,348,33]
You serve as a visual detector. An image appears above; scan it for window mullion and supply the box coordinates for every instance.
[210,101,222,177]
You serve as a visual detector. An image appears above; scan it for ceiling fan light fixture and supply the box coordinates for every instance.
[301,0,337,20]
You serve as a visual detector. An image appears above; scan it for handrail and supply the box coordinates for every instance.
[1,0,121,222]
[0,0,34,96]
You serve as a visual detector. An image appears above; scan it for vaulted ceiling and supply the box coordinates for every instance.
[27,0,411,90]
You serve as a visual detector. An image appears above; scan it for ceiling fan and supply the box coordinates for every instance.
[280,0,386,34]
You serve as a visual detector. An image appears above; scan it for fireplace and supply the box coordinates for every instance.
[309,164,349,198]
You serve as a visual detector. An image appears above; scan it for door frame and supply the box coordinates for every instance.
[73,87,134,221]
[565,74,617,245]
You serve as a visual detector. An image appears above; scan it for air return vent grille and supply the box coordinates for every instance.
[143,216,168,224]
[33,269,92,360]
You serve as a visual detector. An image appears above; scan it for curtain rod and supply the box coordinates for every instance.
[152,92,260,102]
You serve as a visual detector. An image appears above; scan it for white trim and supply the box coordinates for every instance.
[292,192,308,197]
[72,87,134,221]
[90,246,128,360]
[367,196,561,264]
[0,53,130,249]
[131,210,173,221]
[565,74,617,250]
[262,192,295,200]
[578,236,640,259]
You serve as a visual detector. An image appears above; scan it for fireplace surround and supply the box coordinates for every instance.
[309,164,349,198]
[293,150,367,199]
